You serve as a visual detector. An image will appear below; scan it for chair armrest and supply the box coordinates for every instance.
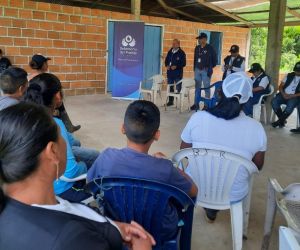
[269,178,284,193]
[60,173,87,182]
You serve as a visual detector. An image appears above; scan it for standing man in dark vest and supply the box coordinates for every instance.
[191,33,217,111]
[222,45,245,80]
[243,63,270,117]
[272,61,300,128]
[165,39,186,106]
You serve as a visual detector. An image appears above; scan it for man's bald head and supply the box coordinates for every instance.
[172,39,180,49]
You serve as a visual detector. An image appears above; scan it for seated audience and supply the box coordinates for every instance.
[243,63,270,117]
[290,104,300,134]
[23,73,99,202]
[0,67,28,110]
[87,100,198,240]
[28,54,80,133]
[0,49,12,75]
[272,61,300,128]
[181,72,267,222]
[0,103,155,250]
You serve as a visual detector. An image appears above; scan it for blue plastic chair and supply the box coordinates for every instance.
[199,81,223,109]
[86,177,195,250]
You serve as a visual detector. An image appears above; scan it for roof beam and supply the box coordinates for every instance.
[195,0,253,26]
[156,0,180,19]
[253,20,300,27]
[156,0,210,23]
[287,7,300,19]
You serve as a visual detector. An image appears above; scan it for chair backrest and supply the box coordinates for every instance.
[279,227,300,250]
[179,78,195,94]
[172,148,258,209]
[150,74,164,91]
[258,84,275,105]
[86,177,194,246]
[140,74,164,92]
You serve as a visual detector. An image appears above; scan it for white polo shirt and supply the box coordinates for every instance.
[283,74,300,95]
[181,111,267,201]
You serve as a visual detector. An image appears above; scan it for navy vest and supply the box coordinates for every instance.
[222,55,245,80]
[283,72,300,94]
[251,72,270,95]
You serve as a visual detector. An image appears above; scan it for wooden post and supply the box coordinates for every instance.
[264,0,287,124]
[131,0,141,20]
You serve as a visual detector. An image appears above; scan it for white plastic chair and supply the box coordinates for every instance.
[262,179,300,250]
[139,74,164,104]
[165,78,195,112]
[253,85,274,124]
[279,226,300,250]
[172,148,259,250]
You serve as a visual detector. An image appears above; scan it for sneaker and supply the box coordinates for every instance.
[290,127,300,134]
[70,125,81,133]
[166,101,174,107]
[272,120,284,128]
[190,104,199,111]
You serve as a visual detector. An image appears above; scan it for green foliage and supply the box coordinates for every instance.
[249,26,300,72]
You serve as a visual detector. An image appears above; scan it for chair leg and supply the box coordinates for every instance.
[153,91,157,105]
[243,176,254,238]
[230,202,243,250]
[262,105,267,125]
[261,182,278,250]
[180,94,184,113]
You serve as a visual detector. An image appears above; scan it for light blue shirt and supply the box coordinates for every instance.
[53,118,87,194]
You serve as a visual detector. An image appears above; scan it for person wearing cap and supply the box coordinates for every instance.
[0,49,12,76]
[164,39,186,106]
[222,45,245,80]
[181,72,266,222]
[243,63,270,117]
[191,33,217,111]
[271,61,300,128]
[28,54,81,133]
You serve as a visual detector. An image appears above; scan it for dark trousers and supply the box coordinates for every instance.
[272,93,300,117]
[59,180,91,203]
[243,93,263,116]
[167,77,182,103]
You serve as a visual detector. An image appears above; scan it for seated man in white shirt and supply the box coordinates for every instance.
[243,63,270,117]
[221,45,245,80]
[272,61,300,128]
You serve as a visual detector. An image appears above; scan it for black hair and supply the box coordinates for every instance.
[24,73,62,108]
[207,92,242,120]
[0,67,28,94]
[29,59,43,70]
[0,103,58,212]
[0,57,12,74]
[124,100,160,144]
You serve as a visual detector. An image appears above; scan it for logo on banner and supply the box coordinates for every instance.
[122,35,136,47]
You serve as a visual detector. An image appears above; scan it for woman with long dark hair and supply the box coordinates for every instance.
[24,73,98,202]
[0,103,154,250]
[180,72,267,222]
[28,54,80,133]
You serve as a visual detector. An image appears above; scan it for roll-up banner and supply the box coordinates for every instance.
[111,21,144,99]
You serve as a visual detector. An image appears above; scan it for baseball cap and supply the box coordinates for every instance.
[222,72,253,104]
[293,61,300,72]
[31,54,51,68]
[229,45,239,53]
[196,32,208,39]
[248,63,263,73]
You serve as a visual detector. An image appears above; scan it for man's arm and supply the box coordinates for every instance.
[164,51,170,67]
[252,151,265,170]
[180,140,192,149]
[253,86,265,93]
[193,47,197,71]
[179,170,198,197]
[232,59,245,72]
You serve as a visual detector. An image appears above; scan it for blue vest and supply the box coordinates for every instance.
[251,72,270,95]
[283,72,300,94]
[165,48,186,79]
[222,55,245,80]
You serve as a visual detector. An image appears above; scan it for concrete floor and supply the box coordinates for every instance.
[65,94,300,250]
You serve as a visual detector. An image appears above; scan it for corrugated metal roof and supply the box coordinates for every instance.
[32,0,300,27]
